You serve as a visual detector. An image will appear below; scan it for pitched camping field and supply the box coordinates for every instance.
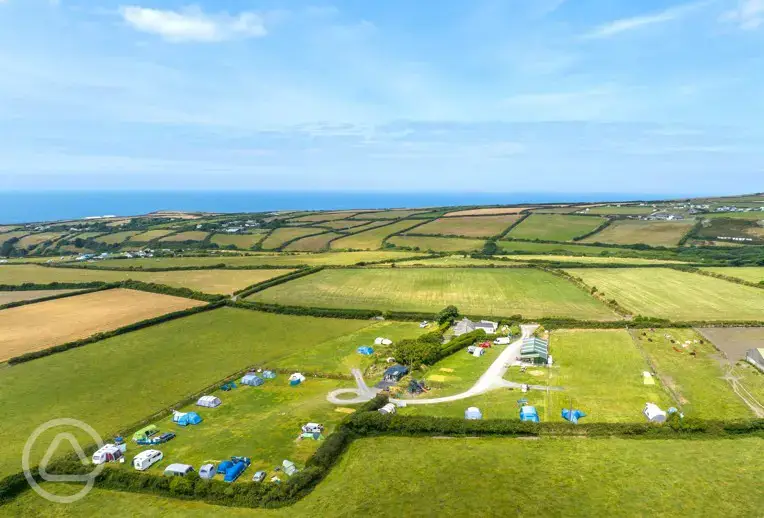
[0,308,371,478]
[0,288,205,361]
[0,264,293,294]
[7,436,761,517]
[566,268,764,321]
[248,268,620,320]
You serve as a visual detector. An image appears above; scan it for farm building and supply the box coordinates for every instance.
[746,348,764,371]
[196,395,221,408]
[465,407,482,420]
[383,365,409,383]
[453,318,498,337]
[520,337,549,364]
[241,373,265,386]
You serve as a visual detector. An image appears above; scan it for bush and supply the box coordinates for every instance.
[436,305,459,324]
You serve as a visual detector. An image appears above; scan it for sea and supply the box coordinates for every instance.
[0,191,680,224]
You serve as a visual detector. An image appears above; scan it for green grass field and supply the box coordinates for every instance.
[260,228,322,250]
[268,321,423,374]
[498,240,664,257]
[507,214,607,241]
[118,379,351,477]
[566,268,764,321]
[401,388,547,420]
[283,232,342,252]
[545,330,671,422]
[352,209,429,220]
[288,212,363,223]
[210,233,266,249]
[0,231,29,246]
[409,215,520,238]
[6,436,762,517]
[316,219,370,230]
[0,308,371,477]
[15,233,63,249]
[584,206,656,215]
[703,267,764,284]
[330,221,421,250]
[395,255,683,266]
[248,268,619,320]
[583,220,693,246]
[388,235,486,252]
[735,361,764,406]
[159,231,209,242]
[635,329,752,419]
[0,265,291,294]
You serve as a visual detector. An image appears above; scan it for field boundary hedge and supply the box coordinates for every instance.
[0,285,111,311]
[539,266,632,318]
[572,218,613,241]
[234,267,323,298]
[118,280,226,302]
[46,262,297,272]
[0,281,109,291]
[683,266,764,290]
[6,300,225,365]
[3,393,761,508]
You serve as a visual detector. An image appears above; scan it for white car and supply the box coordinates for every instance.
[419,321,429,328]
[133,450,163,471]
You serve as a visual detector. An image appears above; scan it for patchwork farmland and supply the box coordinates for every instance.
[1,195,764,516]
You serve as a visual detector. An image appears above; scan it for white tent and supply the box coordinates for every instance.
[643,403,667,423]
[378,403,397,415]
[197,395,221,408]
[465,407,483,420]
[289,373,306,383]
[172,410,187,423]
[374,337,393,346]
[472,347,485,357]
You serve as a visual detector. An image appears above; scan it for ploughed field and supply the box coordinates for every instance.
[247,267,620,320]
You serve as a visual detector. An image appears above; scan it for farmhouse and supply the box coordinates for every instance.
[746,348,764,371]
[383,365,409,383]
[453,317,498,337]
[520,337,549,364]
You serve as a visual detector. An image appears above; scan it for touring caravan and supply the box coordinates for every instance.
[133,450,163,471]
[92,444,124,465]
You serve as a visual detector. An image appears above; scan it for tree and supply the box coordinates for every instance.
[436,305,459,324]
[393,336,441,368]
[74,238,84,248]
[481,240,498,256]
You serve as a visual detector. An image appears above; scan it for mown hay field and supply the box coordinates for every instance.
[0,231,29,245]
[567,268,764,321]
[248,268,620,320]
[7,436,761,517]
[507,214,607,241]
[0,289,83,305]
[283,232,342,252]
[317,219,372,230]
[583,220,693,246]
[0,308,371,477]
[702,267,764,284]
[94,230,142,244]
[388,235,486,252]
[498,239,659,256]
[209,232,266,249]
[0,288,205,362]
[396,254,683,266]
[443,207,530,216]
[0,264,292,294]
[130,229,174,241]
[260,227,322,250]
[409,214,520,237]
[635,328,753,419]
[331,221,421,250]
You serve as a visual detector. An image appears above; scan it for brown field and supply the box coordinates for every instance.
[409,214,520,237]
[130,229,174,241]
[696,327,764,363]
[317,219,371,230]
[159,231,209,242]
[583,220,694,246]
[0,288,205,361]
[444,207,530,216]
[0,226,20,233]
[0,289,83,305]
[0,231,29,246]
[15,233,62,249]
[283,232,342,251]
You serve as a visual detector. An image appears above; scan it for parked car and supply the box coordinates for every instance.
[152,432,176,444]
[199,463,216,479]
[252,471,267,483]
[419,321,429,328]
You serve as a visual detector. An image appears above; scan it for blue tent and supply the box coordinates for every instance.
[357,346,374,356]
[561,409,586,424]
[519,405,540,423]
[262,371,277,379]
[241,374,264,386]
[289,379,302,386]
[177,412,202,427]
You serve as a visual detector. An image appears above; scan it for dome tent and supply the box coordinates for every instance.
[196,395,221,408]
[262,370,277,379]
[465,407,482,420]
[357,346,374,356]
[519,405,540,422]
[242,373,264,386]
[177,412,202,427]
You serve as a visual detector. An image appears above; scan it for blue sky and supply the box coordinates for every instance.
[0,0,762,194]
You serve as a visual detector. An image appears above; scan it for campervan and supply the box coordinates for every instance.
[133,450,163,471]
[92,444,123,465]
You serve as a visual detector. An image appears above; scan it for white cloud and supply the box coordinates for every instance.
[722,0,764,30]
[120,5,267,42]
[582,2,705,39]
